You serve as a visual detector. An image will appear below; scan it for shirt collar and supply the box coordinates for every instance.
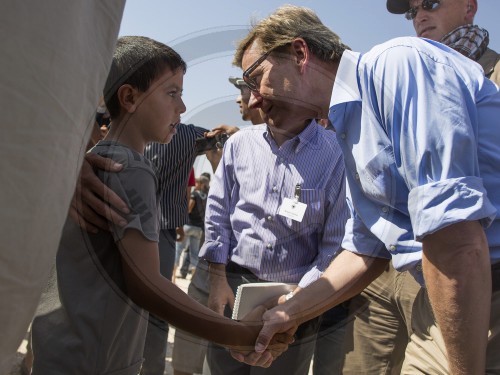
[330,50,362,108]
[263,120,320,152]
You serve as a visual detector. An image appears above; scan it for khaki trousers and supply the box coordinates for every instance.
[402,288,500,374]
[342,263,421,375]
[0,2,124,372]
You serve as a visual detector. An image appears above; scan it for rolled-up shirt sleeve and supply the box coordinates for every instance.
[409,177,496,240]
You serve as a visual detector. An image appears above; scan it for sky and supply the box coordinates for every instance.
[118,0,500,173]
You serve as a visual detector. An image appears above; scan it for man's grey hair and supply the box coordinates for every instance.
[233,5,350,67]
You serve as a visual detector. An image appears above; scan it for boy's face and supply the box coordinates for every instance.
[134,67,186,144]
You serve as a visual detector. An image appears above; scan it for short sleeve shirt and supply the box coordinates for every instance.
[32,141,160,375]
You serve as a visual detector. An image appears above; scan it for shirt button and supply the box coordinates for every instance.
[382,206,389,213]
[340,133,346,139]
[389,245,396,251]
[266,215,273,221]
[266,243,273,250]
[355,172,360,180]
[416,264,423,272]
[272,186,278,193]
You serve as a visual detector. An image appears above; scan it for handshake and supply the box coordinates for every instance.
[227,301,300,368]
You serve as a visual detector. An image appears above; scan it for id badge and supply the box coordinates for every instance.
[278,198,307,222]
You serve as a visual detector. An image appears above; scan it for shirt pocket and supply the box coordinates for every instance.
[290,188,325,232]
[357,145,398,207]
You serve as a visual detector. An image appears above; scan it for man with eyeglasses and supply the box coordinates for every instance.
[228,5,500,374]
[199,48,350,375]
[340,1,500,373]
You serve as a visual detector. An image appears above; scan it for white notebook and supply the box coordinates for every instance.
[231,282,297,320]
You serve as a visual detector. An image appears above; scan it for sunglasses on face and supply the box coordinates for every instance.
[405,0,441,20]
[242,51,271,93]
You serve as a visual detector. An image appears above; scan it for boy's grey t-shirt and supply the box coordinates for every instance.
[32,141,160,375]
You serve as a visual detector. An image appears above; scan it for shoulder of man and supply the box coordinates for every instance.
[478,48,500,85]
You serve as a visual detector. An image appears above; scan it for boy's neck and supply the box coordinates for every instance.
[104,114,147,154]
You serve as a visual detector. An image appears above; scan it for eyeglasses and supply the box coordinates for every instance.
[242,51,271,93]
[405,0,441,20]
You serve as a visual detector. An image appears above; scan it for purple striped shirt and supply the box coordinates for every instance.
[199,122,348,288]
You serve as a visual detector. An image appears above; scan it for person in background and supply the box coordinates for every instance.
[87,101,111,149]
[176,175,210,279]
[174,168,196,282]
[342,1,500,373]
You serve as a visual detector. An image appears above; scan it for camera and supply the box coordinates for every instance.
[194,133,230,155]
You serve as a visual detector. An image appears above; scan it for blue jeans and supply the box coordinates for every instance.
[175,225,203,270]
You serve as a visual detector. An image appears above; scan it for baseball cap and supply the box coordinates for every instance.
[387,0,411,14]
[228,76,247,89]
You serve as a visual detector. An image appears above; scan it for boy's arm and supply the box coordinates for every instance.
[118,228,292,358]
[69,153,129,232]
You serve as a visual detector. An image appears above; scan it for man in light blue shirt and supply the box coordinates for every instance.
[199,98,348,373]
[231,5,500,374]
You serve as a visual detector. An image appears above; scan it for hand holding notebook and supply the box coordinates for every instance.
[231,282,297,320]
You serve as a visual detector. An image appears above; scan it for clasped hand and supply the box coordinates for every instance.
[229,303,298,368]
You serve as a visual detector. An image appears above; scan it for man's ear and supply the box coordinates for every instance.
[117,84,139,114]
[466,0,477,21]
[290,38,309,74]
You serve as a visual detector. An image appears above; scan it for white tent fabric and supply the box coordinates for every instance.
[0,1,125,371]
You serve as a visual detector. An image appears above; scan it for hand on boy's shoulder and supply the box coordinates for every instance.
[69,153,129,233]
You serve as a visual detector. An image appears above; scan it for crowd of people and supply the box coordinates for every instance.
[2,1,500,375]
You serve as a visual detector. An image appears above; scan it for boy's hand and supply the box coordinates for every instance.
[229,305,296,367]
[69,153,129,233]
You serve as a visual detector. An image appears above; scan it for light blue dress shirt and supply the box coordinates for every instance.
[330,37,500,284]
[199,122,348,288]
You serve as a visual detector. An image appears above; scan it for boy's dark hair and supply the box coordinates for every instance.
[104,36,187,119]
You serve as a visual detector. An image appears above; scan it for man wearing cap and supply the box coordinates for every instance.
[388,0,499,85]
[229,77,266,125]
[341,1,500,373]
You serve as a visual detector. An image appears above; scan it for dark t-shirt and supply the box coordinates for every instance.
[187,190,207,228]
[32,141,160,375]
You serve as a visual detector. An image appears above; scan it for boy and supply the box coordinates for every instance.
[31,36,289,375]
